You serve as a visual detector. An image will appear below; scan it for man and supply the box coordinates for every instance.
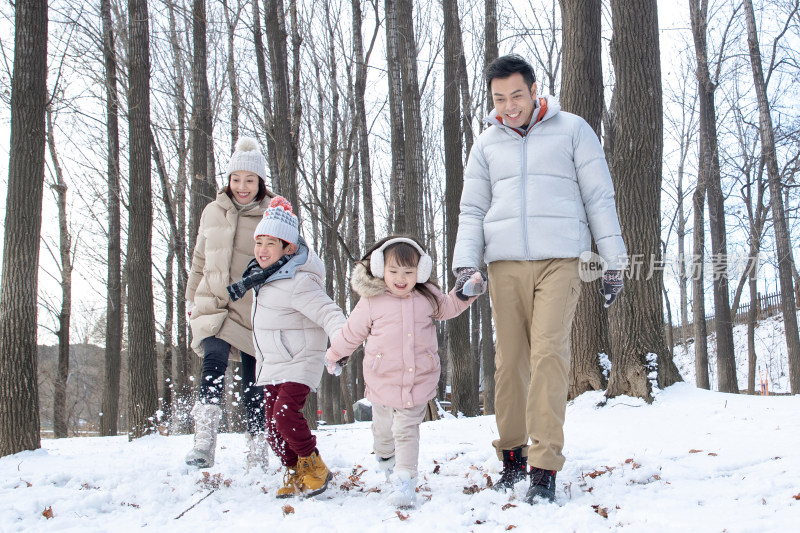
[452,55,626,504]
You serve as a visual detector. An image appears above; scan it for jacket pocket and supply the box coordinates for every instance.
[253,329,293,363]
[418,350,441,376]
[370,353,384,372]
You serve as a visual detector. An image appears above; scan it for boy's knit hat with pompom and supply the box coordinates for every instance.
[254,196,299,245]
[226,136,267,182]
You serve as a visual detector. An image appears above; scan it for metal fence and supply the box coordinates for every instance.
[670,291,784,339]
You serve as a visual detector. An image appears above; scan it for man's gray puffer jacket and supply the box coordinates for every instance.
[452,95,627,273]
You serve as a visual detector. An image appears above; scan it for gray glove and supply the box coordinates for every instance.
[455,267,487,301]
[600,270,623,308]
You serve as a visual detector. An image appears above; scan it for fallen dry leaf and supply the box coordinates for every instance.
[592,504,609,518]
[396,511,409,521]
[197,472,232,490]
[157,424,170,436]
[42,506,54,519]
[792,493,800,501]
[282,504,295,516]
[463,485,481,495]
[708,452,718,457]
[475,520,485,524]
[432,465,441,474]
[423,494,432,501]
[585,466,615,479]
[689,449,703,454]
[501,503,517,511]
[506,525,517,530]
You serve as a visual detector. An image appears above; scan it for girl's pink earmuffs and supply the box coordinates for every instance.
[369,238,433,284]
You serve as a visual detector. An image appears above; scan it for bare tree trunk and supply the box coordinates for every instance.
[127,0,158,439]
[484,0,498,114]
[479,0,498,414]
[46,108,72,439]
[162,249,175,422]
[689,0,738,394]
[0,0,47,457]
[677,163,689,346]
[396,0,424,236]
[222,0,242,148]
[607,0,680,401]
[189,0,215,253]
[264,0,300,211]
[166,0,192,430]
[385,0,405,233]
[692,180,710,389]
[743,0,800,393]
[152,133,181,425]
[443,0,477,416]
[252,0,279,179]
[101,0,122,437]
[352,0,378,248]
[560,0,610,399]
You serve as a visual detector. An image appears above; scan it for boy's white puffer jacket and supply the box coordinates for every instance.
[452,95,626,273]
[251,241,346,392]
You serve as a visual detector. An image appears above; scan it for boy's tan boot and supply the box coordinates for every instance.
[297,449,332,497]
[276,466,304,498]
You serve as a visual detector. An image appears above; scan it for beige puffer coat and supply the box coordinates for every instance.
[186,192,270,359]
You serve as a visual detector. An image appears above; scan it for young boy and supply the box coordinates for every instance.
[229,196,345,498]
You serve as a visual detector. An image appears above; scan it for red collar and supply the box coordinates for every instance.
[495,98,548,137]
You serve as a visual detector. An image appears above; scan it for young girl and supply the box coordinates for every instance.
[185,137,273,470]
[325,236,486,507]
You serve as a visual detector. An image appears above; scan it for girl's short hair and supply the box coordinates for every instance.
[223,178,271,202]
[364,235,440,315]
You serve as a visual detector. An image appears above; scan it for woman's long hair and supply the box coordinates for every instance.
[363,235,440,316]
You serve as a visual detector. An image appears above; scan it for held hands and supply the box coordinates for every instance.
[600,270,623,308]
[455,267,488,301]
[326,356,349,377]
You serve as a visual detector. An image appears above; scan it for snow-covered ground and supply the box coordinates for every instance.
[675,313,794,393]
[2,383,798,532]
[3,315,800,531]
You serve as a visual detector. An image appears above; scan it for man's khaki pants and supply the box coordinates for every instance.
[488,258,581,471]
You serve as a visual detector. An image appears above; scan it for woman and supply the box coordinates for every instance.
[185,136,273,470]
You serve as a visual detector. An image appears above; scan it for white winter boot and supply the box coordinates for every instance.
[246,432,270,472]
[185,402,222,468]
[387,470,416,508]
[376,455,395,482]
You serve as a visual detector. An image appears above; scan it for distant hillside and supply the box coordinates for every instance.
[38,343,121,436]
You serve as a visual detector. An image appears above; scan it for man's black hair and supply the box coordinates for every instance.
[485,54,536,91]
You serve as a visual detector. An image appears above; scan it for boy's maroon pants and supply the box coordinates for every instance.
[264,382,316,467]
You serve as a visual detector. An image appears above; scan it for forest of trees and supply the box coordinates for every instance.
[2,0,800,456]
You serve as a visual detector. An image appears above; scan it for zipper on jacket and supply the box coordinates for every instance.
[252,301,265,384]
[520,134,531,259]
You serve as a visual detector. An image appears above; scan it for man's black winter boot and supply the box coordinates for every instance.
[524,467,557,504]
[491,448,528,492]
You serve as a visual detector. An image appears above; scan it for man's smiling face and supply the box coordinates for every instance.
[491,72,537,129]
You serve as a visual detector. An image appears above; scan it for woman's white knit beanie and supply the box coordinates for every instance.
[226,136,266,182]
